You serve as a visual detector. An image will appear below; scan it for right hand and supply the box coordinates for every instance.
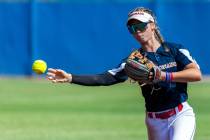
[46,68,72,83]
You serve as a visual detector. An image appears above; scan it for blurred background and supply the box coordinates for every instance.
[0,0,209,76]
[0,1,209,140]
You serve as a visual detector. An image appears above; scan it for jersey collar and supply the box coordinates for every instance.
[139,44,171,56]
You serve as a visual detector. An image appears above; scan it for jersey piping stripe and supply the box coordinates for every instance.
[179,49,200,69]
[108,63,126,76]
[190,121,196,140]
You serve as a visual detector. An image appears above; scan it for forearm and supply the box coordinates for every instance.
[161,69,201,83]
[172,68,202,82]
[160,63,202,83]
[71,72,125,86]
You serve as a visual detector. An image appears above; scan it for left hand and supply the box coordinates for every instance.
[150,66,163,83]
[124,50,163,84]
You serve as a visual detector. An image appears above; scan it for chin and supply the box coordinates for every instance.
[138,39,147,44]
[135,35,148,44]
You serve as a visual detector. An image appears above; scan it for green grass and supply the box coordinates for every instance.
[0,78,209,140]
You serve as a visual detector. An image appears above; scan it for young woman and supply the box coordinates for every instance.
[47,7,202,140]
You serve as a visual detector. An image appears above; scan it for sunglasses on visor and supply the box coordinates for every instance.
[127,22,148,34]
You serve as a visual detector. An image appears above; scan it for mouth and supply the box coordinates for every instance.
[135,34,147,43]
[136,34,144,40]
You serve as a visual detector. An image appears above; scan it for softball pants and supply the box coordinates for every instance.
[145,102,196,140]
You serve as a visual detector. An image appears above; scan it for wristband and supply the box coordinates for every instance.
[171,72,174,81]
[165,72,173,82]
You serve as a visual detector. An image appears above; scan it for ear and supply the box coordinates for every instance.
[150,22,156,30]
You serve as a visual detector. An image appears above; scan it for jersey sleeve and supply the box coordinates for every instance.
[174,44,200,69]
[71,62,128,86]
[108,62,128,81]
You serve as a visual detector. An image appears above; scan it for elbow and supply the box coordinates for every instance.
[197,73,202,81]
[194,74,202,81]
[193,70,202,81]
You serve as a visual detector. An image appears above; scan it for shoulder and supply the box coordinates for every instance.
[164,41,185,50]
[163,41,190,55]
[164,42,198,67]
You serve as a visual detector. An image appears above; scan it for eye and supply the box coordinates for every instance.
[134,26,138,31]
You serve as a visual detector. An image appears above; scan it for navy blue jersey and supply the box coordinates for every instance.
[108,42,199,112]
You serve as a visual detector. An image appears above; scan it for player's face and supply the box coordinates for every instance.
[127,19,155,44]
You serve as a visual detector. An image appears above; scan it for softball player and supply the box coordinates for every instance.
[47,7,202,140]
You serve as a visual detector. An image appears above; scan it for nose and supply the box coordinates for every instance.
[134,30,144,36]
[136,30,141,33]
[136,29,146,34]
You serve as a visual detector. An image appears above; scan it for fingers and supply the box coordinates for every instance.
[47,68,66,75]
[46,68,58,82]
[47,76,67,83]
[53,79,67,83]
[56,69,64,73]
[148,72,154,80]
[46,68,56,81]
[47,71,55,77]
[47,68,63,78]
[46,75,55,80]
[56,69,67,76]
[50,79,68,83]
[48,68,57,73]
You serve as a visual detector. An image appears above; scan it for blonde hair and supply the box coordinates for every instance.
[128,7,165,45]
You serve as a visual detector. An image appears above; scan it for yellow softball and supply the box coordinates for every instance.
[32,60,47,74]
